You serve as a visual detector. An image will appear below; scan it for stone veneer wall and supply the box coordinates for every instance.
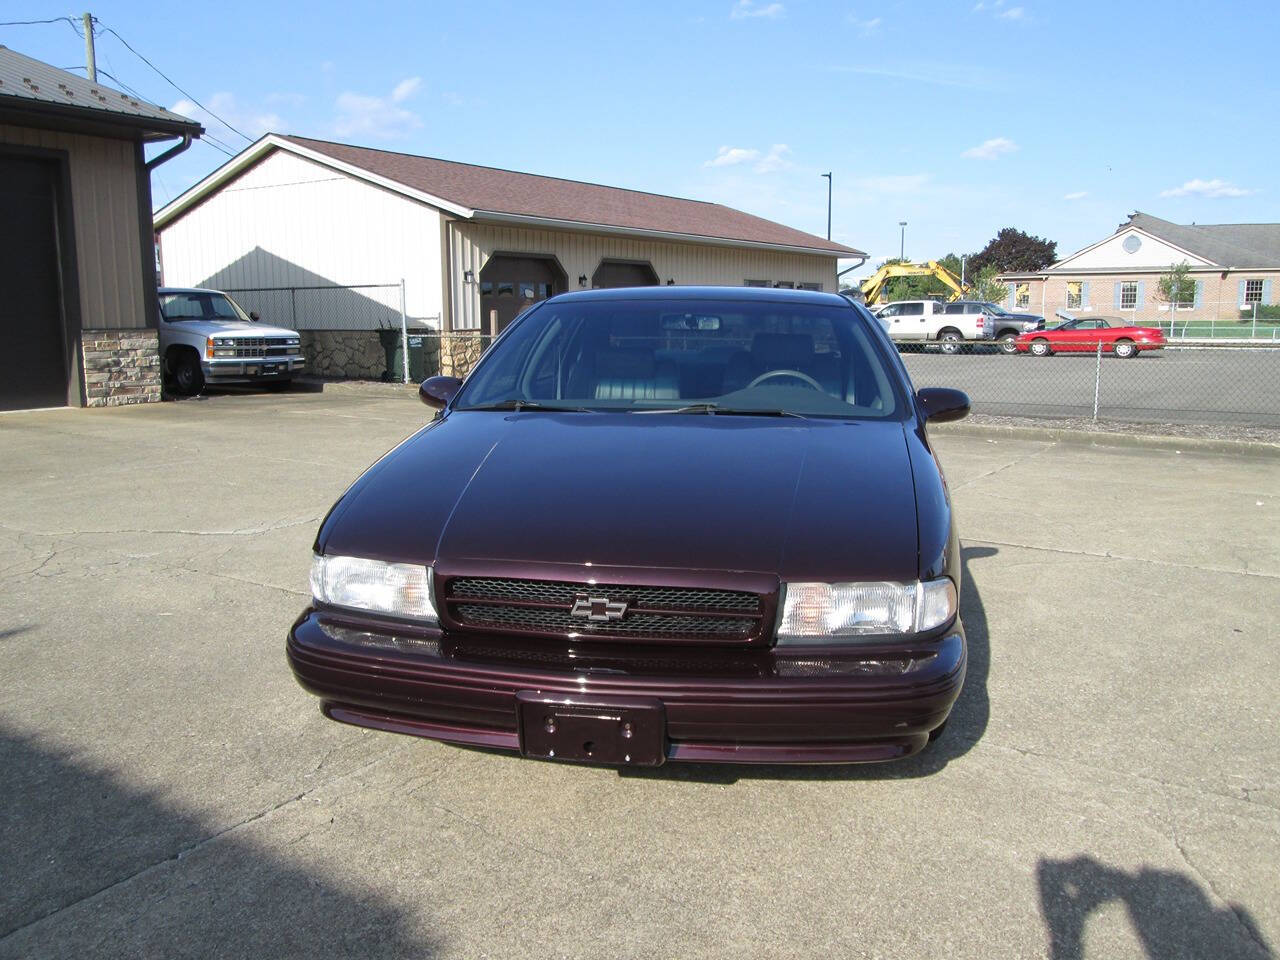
[81,329,162,407]
[439,334,489,379]
[300,331,388,379]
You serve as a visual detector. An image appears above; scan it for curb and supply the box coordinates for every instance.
[933,421,1280,458]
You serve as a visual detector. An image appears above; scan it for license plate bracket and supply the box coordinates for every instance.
[516,693,666,766]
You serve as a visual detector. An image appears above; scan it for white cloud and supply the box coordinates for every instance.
[730,0,785,19]
[391,76,423,103]
[334,89,421,139]
[754,143,791,173]
[1159,178,1254,199]
[705,143,791,173]
[847,13,882,34]
[705,146,760,167]
[1063,190,1088,201]
[169,92,282,139]
[998,6,1025,19]
[962,136,1018,159]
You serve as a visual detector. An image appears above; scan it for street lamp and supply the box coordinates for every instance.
[898,221,907,261]
[821,172,832,240]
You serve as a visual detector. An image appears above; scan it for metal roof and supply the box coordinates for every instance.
[155,134,863,258]
[0,45,201,139]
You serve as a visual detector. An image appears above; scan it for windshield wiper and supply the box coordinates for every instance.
[462,399,592,413]
[632,403,807,419]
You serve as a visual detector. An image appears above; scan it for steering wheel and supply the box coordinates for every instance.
[747,369,824,391]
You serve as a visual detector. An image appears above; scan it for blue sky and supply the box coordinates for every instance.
[5,0,1278,276]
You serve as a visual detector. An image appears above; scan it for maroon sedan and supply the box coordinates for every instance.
[289,288,969,766]
[1016,315,1165,358]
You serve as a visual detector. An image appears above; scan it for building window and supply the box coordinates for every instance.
[744,279,769,287]
[1015,283,1030,308]
[1120,281,1138,310]
[798,282,823,291]
[773,281,795,289]
[1066,281,1082,310]
[1245,279,1263,304]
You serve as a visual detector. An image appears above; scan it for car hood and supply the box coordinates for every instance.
[162,320,297,338]
[318,412,922,583]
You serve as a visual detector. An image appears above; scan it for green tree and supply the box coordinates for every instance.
[1155,261,1196,315]
[971,265,1008,305]
[968,228,1057,277]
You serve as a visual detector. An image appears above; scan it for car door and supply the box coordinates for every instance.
[1069,318,1106,352]
[876,303,904,340]
[896,301,926,341]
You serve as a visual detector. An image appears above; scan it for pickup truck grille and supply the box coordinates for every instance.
[443,575,766,644]
[231,337,296,358]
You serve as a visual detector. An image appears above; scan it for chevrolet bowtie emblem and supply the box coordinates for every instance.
[570,595,628,622]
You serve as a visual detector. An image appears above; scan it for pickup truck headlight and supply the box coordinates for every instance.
[776,578,956,643]
[310,554,438,623]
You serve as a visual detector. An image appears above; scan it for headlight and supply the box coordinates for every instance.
[776,579,956,643]
[213,348,236,358]
[310,554,438,623]
[213,337,235,346]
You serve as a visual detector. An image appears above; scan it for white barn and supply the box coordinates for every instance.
[154,134,863,377]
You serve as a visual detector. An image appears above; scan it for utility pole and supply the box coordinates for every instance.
[821,172,832,240]
[961,255,967,287]
[82,12,96,83]
[898,221,907,261]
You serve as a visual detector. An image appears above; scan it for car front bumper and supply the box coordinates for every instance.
[203,357,305,382]
[286,610,966,764]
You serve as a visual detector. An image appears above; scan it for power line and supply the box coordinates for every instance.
[0,16,78,29]
[97,22,253,143]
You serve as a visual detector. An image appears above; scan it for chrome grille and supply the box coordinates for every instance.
[232,337,295,358]
[444,575,766,643]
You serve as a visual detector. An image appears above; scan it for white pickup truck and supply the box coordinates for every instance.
[872,299,987,354]
[158,287,304,395]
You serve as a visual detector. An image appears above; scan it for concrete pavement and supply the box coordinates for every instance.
[0,391,1276,959]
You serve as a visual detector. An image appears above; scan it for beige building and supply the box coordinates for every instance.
[0,46,201,410]
[155,135,863,376]
[999,212,1280,326]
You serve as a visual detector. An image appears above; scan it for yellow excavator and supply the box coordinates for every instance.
[860,260,968,306]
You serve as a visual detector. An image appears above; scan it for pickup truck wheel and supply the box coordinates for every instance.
[938,330,964,355]
[1029,338,1052,357]
[998,333,1019,355]
[170,352,204,396]
[1113,339,1137,359]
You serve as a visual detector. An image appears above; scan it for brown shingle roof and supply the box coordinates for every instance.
[280,135,860,256]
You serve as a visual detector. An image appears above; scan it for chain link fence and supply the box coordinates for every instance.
[221,284,493,382]
[901,342,1280,427]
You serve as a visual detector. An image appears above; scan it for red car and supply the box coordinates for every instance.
[1016,315,1165,358]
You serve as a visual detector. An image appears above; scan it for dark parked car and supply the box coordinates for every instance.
[289,287,970,766]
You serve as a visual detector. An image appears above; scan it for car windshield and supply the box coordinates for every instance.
[456,297,903,419]
[160,291,251,322]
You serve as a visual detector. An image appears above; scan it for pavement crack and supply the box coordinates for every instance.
[962,536,1277,580]
[1164,820,1273,958]
[950,442,1056,492]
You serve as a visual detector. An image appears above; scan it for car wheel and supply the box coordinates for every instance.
[170,353,204,396]
[998,333,1019,355]
[1029,338,1051,357]
[1113,339,1136,359]
[939,330,963,355]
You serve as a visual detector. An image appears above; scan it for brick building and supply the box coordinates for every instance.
[999,212,1280,325]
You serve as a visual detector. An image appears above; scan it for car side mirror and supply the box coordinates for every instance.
[916,387,970,423]
[419,375,463,409]
[249,311,260,321]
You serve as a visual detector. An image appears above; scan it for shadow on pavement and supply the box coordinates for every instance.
[0,727,435,957]
[1037,855,1274,959]
[619,544,994,784]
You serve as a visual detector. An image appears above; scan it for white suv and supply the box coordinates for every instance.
[158,287,304,395]
[873,300,985,354]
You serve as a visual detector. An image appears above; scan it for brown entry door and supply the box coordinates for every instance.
[479,255,564,335]
[0,157,68,410]
[592,260,659,289]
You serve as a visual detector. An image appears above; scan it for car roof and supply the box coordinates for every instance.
[158,286,230,296]
[544,285,848,307]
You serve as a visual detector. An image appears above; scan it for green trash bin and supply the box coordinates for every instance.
[380,331,426,382]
